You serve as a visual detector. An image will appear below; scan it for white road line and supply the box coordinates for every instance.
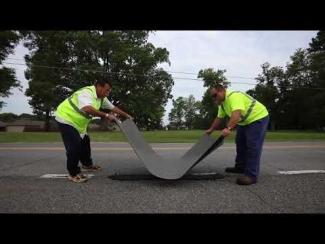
[278,170,325,175]
[40,174,94,179]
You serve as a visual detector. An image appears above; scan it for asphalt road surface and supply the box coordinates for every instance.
[0,141,324,213]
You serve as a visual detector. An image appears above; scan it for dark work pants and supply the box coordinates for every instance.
[57,122,93,176]
[235,116,269,179]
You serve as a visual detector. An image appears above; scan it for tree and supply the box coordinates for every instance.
[23,31,174,131]
[0,31,21,109]
[247,42,325,130]
[184,95,201,130]
[247,62,284,130]
[94,31,173,130]
[168,97,186,129]
[307,31,325,130]
[168,95,201,130]
[284,49,315,130]
[18,113,39,120]
[23,31,74,131]
[308,31,325,52]
[195,68,230,129]
[0,112,18,122]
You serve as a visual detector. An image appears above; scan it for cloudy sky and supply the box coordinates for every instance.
[1,31,317,125]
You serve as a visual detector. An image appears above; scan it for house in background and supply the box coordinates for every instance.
[0,118,118,132]
[4,119,45,132]
[0,121,6,132]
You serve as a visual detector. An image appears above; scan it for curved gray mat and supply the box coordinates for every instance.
[116,119,224,180]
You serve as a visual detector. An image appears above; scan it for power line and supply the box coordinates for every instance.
[170,76,256,86]
[5,57,257,80]
[6,57,25,61]
[4,61,256,83]
[2,61,107,74]
[2,61,325,90]
[1,61,260,87]
[166,70,256,80]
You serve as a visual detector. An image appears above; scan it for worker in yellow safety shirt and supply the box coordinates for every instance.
[55,80,132,183]
[206,84,269,185]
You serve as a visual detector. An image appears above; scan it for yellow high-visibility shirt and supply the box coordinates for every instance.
[217,89,268,126]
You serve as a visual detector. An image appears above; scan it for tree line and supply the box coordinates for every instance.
[1,31,173,131]
[1,31,324,131]
[168,31,325,131]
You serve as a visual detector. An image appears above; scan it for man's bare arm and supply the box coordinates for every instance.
[81,106,115,121]
[206,117,224,134]
[111,107,132,119]
[227,110,242,130]
[221,110,242,137]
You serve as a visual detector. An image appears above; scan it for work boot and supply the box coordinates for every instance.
[82,164,101,171]
[225,166,244,174]
[236,176,257,185]
[68,174,88,183]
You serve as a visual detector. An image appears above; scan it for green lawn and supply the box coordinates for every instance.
[1,130,325,143]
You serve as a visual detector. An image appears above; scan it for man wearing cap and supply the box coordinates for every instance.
[206,84,269,185]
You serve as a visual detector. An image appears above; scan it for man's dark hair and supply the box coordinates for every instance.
[211,84,225,91]
[95,79,112,88]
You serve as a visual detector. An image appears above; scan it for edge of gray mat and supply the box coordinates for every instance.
[108,172,225,181]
